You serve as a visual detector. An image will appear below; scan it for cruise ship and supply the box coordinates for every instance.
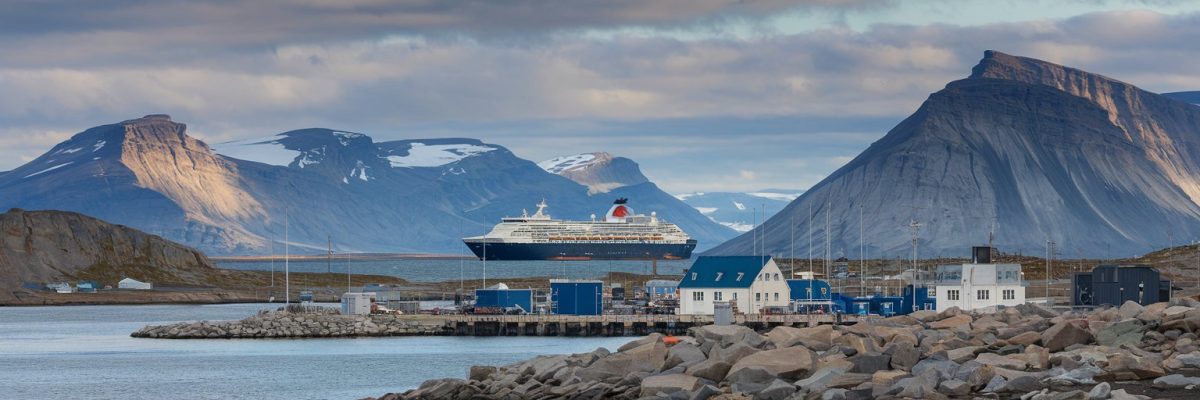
[462,199,697,261]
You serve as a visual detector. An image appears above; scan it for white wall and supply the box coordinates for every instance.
[935,263,1025,312]
[678,260,792,315]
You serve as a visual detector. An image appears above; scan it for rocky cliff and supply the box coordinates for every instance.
[709,51,1200,258]
[0,118,735,254]
[0,208,217,301]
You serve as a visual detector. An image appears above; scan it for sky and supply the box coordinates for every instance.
[2,0,1199,193]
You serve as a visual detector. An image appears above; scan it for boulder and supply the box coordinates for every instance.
[691,325,766,349]
[726,346,816,381]
[1008,331,1042,346]
[755,379,797,400]
[1104,353,1165,380]
[833,333,877,355]
[821,388,849,400]
[888,344,921,371]
[1001,375,1045,393]
[685,360,732,382]
[828,373,871,389]
[709,342,760,366]
[847,353,891,374]
[666,343,708,370]
[1095,319,1146,347]
[690,385,720,400]
[938,379,971,396]
[619,333,664,352]
[930,314,973,330]
[1086,382,1110,400]
[1152,373,1200,389]
[1044,364,1103,386]
[1165,351,1200,370]
[955,362,995,390]
[1137,302,1169,322]
[1117,301,1144,320]
[726,366,775,394]
[793,366,847,393]
[948,346,984,363]
[893,370,939,398]
[983,375,1007,393]
[468,365,496,381]
[975,353,1028,370]
[912,358,962,380]
[639,373,701,397]
[1042,321,1093,352]
[767,325,834,351]
[576,340,668,381]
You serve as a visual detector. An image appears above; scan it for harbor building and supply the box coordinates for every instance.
[934,246,1025,312]
[1072,265,1171,307]
[550,279,603,315]
[474,283,534,313]
[677,256,790,315]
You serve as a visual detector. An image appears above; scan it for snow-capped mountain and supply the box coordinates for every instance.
[709,51,1200,258]
[0,117,735,255]
[538,152,649,194]
[675,190,802,232]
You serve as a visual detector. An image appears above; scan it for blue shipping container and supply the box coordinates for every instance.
[552,281,603,315]
[475,289,534,312]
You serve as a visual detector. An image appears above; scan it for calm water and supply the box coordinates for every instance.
[218,258,690,282]
[0,304,634,400]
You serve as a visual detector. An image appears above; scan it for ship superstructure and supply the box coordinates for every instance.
[462,199,697,260]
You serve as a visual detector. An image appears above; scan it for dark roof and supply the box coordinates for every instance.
[678,256,772,289]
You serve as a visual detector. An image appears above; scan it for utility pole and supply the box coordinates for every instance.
[859,203,864,296]
[327,235,332,274]
[284,207,289,305]
[909,219,921,311]
[752,206,757,257]
[761,202,767,267]
[1046,239,1056,301]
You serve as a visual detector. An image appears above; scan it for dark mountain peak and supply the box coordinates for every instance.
[967,50,1141,102]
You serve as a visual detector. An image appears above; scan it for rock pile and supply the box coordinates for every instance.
[131,308,443,338]
[378,299,1200,399]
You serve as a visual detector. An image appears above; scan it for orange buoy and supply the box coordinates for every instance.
[663,335,680,347]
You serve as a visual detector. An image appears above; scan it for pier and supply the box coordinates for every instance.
[131,310,873,339]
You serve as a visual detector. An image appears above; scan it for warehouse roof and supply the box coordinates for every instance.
[678,256,772,289]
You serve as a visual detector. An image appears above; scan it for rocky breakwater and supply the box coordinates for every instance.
[377,299,1200,400]
[131,308,445,339]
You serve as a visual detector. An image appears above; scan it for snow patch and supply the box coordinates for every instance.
[54,147,84,155]
[720,221,754,232]
[93,140,106,152]
[746,192,801,201]
[386,142,496,168]
[538,153,597,174]
[342,176,349,184]
[333,131,363,146]
[297,147,324,169]
[24,162,73,178]
[212,136,300,166]
[733,201,746,211]
[349,161,371,181]
[674,192,704,201]
[696,207,718,215]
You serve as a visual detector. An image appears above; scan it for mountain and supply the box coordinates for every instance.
[1163,91,1200,106]
[0,117,735,255]
[537,152,739,247]
[709,50,1200,259]
[0,208,216,301]
[675,190,802,232]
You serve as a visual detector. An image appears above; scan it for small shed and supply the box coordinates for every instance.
[118,278,152,290]
[1073,265,1170,307]
[644,280,678,298]
[341,292,375,315]
[551,279,603,315]
[475,283,533,313]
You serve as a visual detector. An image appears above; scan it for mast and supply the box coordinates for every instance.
[859,203,864,296]
[285,207,290,305]
[327,235,332,274]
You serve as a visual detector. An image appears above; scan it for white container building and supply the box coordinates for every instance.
[118,278,152,290]
[934,247,1026,312]
[341,292,376,315]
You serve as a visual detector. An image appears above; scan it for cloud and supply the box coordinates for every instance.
[2,4,1200,193]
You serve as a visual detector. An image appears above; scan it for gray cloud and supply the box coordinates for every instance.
[2,3,1199,193]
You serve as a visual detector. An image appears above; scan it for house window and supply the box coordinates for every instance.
[732,292,738,300]
[947,290,960,301]
[692,291,705,301]
[773,293,779,301]
[715,272,724,282]
[1003,289,1015,300]
[714,292,723,301]
[977,290,990,300]
[756,293,762,302]
[774,273,780,281]
[736,272,744,281]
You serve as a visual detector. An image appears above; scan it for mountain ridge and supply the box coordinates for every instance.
[708,50,1200,258]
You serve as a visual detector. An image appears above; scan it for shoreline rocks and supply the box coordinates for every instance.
[375,299,1200,399]
[131,308,444,338]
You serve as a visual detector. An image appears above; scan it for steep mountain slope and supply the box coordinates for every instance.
[676,190,801,232]
[1163,91,1200,105]
[538,152,739,249]
[709,51,1200,258]
[0,208,216,301]
[0,118,736,254]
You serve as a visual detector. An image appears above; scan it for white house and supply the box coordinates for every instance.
[341,292,376,315]
[934,247,1025,312]
[677,256,791,315]
[118,278,152,290]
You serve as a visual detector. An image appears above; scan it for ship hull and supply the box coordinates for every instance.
[463,240,697,261]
